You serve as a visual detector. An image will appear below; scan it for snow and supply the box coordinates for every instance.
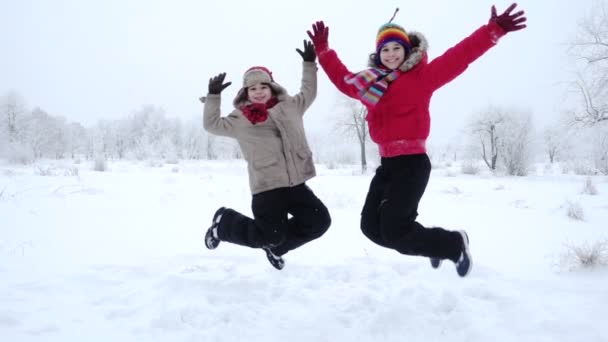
[1,159,607,342]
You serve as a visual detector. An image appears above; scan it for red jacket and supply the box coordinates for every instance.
[318,22,505,157]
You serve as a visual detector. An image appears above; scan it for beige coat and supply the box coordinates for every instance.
[203,62,318,194]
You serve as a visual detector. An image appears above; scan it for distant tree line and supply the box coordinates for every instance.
[0,91,240,164]
[1,88,607,176]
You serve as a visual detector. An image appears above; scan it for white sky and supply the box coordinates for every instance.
[1,159,607,340]
[0,0,596,144]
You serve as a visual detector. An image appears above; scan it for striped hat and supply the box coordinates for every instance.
[373,8,412,67]
[376,22,412,54]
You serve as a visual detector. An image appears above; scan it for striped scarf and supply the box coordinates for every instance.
[344,68,401,107]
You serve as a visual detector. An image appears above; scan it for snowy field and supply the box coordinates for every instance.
[1,159,607,342]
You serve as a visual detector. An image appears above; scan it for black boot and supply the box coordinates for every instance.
[263,247,285,270]
[454,231,472,277]
[429,257,442,269]
[204,207,225,250]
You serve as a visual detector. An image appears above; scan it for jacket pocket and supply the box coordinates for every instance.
[296,149,312,160]
[251,155,283,191]
[295,149,315,175]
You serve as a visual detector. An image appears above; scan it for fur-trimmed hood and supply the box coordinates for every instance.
[367,31,429,73]
[232,83,288,109]
[232,67,289,108]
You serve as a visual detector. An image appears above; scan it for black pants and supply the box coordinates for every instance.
[216,183,331,256]
[360,154,462,262]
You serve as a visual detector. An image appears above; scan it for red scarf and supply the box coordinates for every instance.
[241,97,279,124]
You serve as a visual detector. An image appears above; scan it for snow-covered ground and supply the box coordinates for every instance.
[1,159,607,342]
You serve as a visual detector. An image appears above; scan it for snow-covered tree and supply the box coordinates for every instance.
[466,106,504,171]
[91,120,118,159]
[65,122,88,159]
[466,106,535,175]
[570,1,608,124]
[544,121,573,163]
[590,123,608,174]
[182,118,208,159]
[0,91,27,144]
[499,110,535,176]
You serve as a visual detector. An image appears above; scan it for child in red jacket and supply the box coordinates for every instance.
[307,4,526,277]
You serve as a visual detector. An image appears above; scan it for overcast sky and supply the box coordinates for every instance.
[0,0,597,144]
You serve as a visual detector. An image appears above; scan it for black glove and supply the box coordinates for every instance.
[490,3,527,33]
[208,73,232,94]
[296,40,316,62]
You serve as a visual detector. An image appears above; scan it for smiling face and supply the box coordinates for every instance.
[247,83,272,104]
[379,41,406,70]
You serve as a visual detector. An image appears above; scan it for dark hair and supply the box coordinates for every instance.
[369,52,379,67]
[370,40,417,68]
[234,89,248,105]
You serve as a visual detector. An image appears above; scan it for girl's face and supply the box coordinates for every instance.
[247,83,272,104]
[379,41,406,70]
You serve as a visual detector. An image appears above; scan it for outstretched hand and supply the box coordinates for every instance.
[490,3,527,33]
[296,40,316,62]
[307,21,329,53]
[208,73,232,95]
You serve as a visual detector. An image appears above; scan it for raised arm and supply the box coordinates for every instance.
[422,3,527,92]
[202,73,236,137]
[293,40,317,113]
[307,21,361,100]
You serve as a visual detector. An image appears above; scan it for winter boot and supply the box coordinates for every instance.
[204,207,225,250]
[429,257,443,269]
[454,230,472,277]
[263,247,285,270]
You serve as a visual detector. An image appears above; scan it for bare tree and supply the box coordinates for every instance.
[570,1,608,124]
[467,106,535,175]
[66,122,87,159]
[91,120,118,159]
[167,118,183,160]
[591,123,608,174]
[572,1,608,68]
[207,134,217,160]
[467,106,505,171]
[499,110,535,176]
[335,98,370,173]
[0,91,27,143]
[544,128,561,164]
[112,121,130,159]
[544,121,573,163]
[27,112,70,159]
[123,105,174,160]
[183,118,207,159]
[571,74,608,124]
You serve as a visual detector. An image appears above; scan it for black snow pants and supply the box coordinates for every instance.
[216,183,331,256]
[360,154,462,262]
